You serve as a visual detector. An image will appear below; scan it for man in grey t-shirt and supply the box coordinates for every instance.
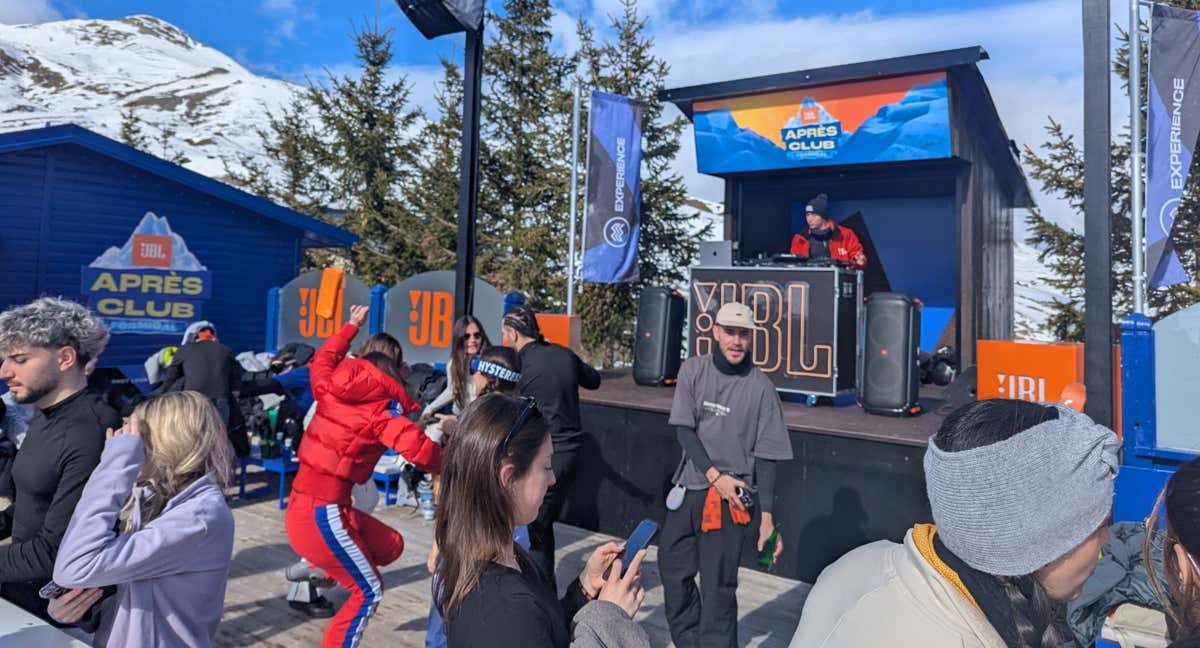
[660,301,793,648]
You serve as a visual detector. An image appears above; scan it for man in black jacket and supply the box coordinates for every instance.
[501,305,602,583]
[158,321,248,455]
[0,297,120,624]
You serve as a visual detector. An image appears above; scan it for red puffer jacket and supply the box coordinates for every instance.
[292,323,441,503]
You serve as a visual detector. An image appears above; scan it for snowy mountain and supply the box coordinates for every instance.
[0,14,1064,339]
[89,212,207,271]
[0,15,301,179]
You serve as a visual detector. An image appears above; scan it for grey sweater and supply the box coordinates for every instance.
[53,435,234,648]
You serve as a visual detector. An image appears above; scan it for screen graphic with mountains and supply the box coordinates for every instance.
[692,72,951,174]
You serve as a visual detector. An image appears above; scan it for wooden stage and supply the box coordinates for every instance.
[568,369,944,582]
[583,369,949,448]
[214,471,809,647]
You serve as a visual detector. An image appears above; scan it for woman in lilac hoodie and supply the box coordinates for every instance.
[52,390,235,647]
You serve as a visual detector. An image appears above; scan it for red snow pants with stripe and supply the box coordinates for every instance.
[286,492,404,648]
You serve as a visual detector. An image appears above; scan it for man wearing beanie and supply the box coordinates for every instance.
[789,399,1119,648]
[789,193,867,269]
[660,301,793,648]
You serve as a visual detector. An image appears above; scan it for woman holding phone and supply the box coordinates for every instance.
[435,393,650,647]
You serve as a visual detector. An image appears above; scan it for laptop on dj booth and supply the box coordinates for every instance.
[698,240,733,266]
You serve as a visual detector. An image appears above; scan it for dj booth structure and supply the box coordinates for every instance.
[566,48,1037,583]
[689,265,861,397]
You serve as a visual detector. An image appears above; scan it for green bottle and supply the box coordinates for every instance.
[757,524,781,568]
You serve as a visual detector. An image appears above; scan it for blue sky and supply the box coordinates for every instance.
[2,0,1121,231]
[24,0,1033,82]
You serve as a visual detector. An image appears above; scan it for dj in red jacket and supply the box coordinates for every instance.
[789,193,868,270]
[285,305,441,648]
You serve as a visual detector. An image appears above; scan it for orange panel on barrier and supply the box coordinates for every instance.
[536,314,581,353]
[976,340,1085,403]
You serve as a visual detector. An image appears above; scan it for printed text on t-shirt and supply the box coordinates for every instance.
[702,401,731,417]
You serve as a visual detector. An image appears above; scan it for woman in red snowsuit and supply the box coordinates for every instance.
[285,305,442,648]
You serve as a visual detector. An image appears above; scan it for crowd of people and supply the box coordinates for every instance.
[1,293,1199,648]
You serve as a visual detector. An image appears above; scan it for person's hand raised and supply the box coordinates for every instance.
[348,305,369,329]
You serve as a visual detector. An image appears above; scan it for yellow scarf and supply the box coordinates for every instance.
[911,523,981,611]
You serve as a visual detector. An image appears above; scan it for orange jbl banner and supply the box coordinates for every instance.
[976,340,1085,403]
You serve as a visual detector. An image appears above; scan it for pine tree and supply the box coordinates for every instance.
[306,20,425,286]
[156,125,190,165]
[1026,9,1200,338]
[476,0,576,307]
[408,58,464,272]
[574,0,711,365]
[119,108,148,149]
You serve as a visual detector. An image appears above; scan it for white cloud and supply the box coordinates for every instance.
[0,0,62,24]
[612,0,1089,238]
[261,0,297,14]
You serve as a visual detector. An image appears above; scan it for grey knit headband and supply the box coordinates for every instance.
[924,403,1120,576]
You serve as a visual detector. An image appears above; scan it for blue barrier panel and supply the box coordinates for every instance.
[265,287,281,353]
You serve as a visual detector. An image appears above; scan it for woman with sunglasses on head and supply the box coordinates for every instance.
[437,393,650,648]
[791,399,1119,648]
[425,346,526,648]
[1145,457,1200,647]
[285,305,443,648]
[422,316,491,431]
[50,391,235,648]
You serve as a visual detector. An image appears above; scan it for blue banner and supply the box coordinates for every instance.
[582,91,644,284]
[1146,4,1200,287]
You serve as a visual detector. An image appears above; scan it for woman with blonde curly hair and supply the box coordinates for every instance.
[51,390,235,648]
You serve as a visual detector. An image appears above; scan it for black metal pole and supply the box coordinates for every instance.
[454,25,483,321]
[1083,0,1113,427]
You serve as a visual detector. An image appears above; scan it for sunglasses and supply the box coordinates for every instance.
[498,397,538,460]
[463,331,483,340]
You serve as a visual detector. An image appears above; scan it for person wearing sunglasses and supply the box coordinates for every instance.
[436,393,650,648]
[1145,456,1200,647]
[422,316,492,426]
[425,345,525,648]
[791,399,1118,648]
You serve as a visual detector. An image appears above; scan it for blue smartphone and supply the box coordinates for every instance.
[620,519,659,575]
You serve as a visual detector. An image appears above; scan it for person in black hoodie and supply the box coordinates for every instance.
[0,297,120,624]
[500,305,601,584]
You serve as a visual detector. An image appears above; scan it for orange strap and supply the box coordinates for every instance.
[700,486,752,533]
[316,268,345,320]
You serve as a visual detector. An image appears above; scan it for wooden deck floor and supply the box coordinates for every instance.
[216,471,810,647]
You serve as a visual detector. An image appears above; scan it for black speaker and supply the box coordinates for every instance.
[859,293,921,416]
[395,0,484,39]
[633,288,686,386]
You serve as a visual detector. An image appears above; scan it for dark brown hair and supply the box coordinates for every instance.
[1145,457,1200,640]
[934,399,1072,648]
[356,332,403,364]
[434,393,548,620]
[361,352,405,386]
[451,315,491,410]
